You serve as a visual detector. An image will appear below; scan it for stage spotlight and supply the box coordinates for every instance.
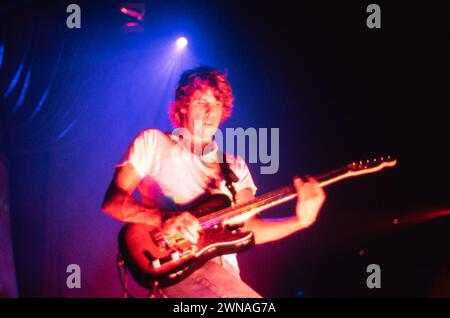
[176,37,188,49]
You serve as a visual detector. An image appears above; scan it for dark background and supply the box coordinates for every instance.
[0,0,449,297]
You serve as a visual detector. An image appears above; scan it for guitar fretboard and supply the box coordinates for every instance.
[198,158,396,229]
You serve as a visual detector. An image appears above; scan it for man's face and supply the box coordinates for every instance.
[181,89,223,141]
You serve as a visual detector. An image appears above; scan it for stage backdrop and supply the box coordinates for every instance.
[1,1,448,297]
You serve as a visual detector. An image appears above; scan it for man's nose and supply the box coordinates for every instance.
[205,103,215,116]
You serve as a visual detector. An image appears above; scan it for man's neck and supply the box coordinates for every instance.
[191,137,217,157]
[180,129,214,156]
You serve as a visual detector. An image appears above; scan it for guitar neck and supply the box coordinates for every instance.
[198,167,351,228]
[198,157,397,228]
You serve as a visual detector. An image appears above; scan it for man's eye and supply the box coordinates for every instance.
[194,100,221,108]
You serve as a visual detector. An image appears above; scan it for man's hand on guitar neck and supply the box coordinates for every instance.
[293,176,326,228]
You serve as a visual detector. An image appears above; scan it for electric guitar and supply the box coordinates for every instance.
[118,156,397,288]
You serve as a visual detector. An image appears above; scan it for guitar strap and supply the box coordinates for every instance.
[218,151,239,204]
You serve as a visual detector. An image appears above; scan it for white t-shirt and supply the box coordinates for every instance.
[116,128,258,275]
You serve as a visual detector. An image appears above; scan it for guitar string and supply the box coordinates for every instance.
[157,187,294,243]
[157,167,347,243]
[196,167,347,228]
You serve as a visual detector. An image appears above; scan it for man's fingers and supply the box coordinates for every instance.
[181,212,201,232]
[293,176,304,190]
[180,215,200,243]
[306,177,319,185]
[162,212,202,244]
[184,222,200,242]
[294,176,325,201]
[179,228,197,244]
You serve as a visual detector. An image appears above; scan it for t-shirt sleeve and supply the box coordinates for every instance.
[115,129,155,178]
[233,156,258,195]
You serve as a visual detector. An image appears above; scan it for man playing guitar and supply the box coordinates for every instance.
[101,66,326,297]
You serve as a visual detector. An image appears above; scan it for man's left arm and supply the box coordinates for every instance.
[238,177,326,245]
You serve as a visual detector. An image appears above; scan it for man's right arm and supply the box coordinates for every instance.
[101,163,164,228]
[102,162,201,243]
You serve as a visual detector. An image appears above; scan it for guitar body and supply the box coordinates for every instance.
[118,193,255,288]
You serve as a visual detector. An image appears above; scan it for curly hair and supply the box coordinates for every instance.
[169,66,234,127]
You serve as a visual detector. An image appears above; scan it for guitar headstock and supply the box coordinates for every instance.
[346,156,397,175]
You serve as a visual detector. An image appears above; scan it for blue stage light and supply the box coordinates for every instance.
[176,37,188,49]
